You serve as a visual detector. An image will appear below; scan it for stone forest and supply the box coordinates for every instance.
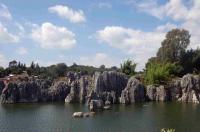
[0,29,200,112]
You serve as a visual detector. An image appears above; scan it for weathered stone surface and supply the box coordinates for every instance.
[89,99,104,111]
[65,76,91,103]
[83,112,95,117]
[169,79,182,101]
[156,85,171,101]
[88,71,128,104]
[146,74,200,103]
[146,85,171,101]
[49,81,70,102]
[72,112,83,118]
[146,85,157,101]
[103,105,111,110]
[1,72,92,104]
[120,77,146,104]
[179,74,200,103]
[0,81,5,95]
[1,71,200,105]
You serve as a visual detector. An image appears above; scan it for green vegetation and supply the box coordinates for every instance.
[1,28,200,83]
[0,67,4,78]
[144,62,176,85]
[180,48,200,75]
[144,28,200,85]
[161,128,175,132]
[120,59,137,76]
[0,60,120,79]
[157,29,190,63]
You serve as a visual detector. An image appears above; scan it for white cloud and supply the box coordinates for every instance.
[31,22,76,49]
[96,0,200,70]
[79,53,118,68]
[0,4,12,20]
[15,22,25,37]
[132,0,200,49]
[48,5,86,23]
[96,26,173,70]
[58,54,65,60]
[98,2,112,9]
[0,22,19,43]
[0,53,8,67]
[16,47,28,55]
[156,23,177,32]
[134,0,188,21]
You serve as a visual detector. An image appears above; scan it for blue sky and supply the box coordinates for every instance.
[0,0,200,71]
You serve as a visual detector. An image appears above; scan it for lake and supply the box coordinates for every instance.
[0,102,199,132]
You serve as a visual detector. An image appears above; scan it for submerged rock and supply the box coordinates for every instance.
[103,105,111,110]
[72,112,84,118]
[89,99,104,111]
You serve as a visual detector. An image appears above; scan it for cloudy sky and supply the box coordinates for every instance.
[0,0,200,71]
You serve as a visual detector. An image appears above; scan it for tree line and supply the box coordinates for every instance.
[0,28,199,85]
[0,61,119,79]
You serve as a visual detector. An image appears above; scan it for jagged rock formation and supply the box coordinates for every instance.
[146,85,171,101]
[120,77,146,104]
[1,72,200,105]
[179,74,200,103]
[146,74,200,103]
[89,100,104,111]
[65,76,92,103]
[1,72,93,104]
[87,71,128,104]
[48,81,70,101]
[0,81,5,95]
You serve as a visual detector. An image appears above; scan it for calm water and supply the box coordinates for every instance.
[0,102,200,132]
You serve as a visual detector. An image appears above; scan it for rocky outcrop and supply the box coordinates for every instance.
[88,71,128,104]
[1,72,200,105]
[120,77,146,104]
[179,74,200,103]
[146,85,171,101]
[72,112,95,118]
[146,74,200,103]
[1,72,93,104]
[89,99,104,111]
[48,81,70,101]
[1,79,52,103]
[65,76,91,103]
[0,81,5,95]
[72,112,84,117]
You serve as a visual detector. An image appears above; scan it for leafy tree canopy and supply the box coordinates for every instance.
[120,59,137,76]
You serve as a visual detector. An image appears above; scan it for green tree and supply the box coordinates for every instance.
[157,29,190,63]
[180,48,200,74]
[120,59,137,76]
[110,66,118,71]
[55,63,67,76]
[0,66,4,78]
[144,62,176,85]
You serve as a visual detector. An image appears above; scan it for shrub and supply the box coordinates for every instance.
[161,128,175,132]
[120,59,137,76]
[144,62,176,85]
